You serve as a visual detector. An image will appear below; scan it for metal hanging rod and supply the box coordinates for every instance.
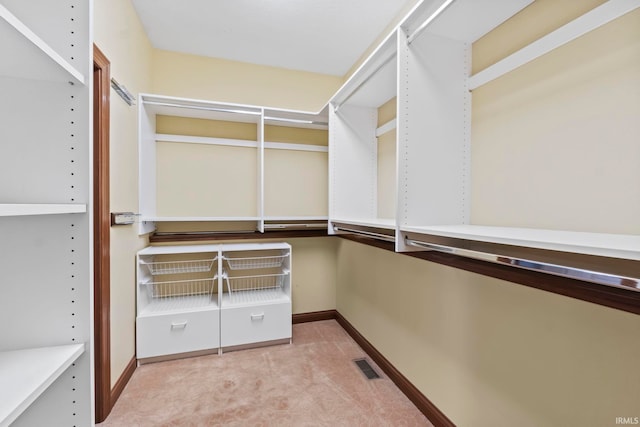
[144,101,261,116]
[405,238,640,292]
[407,0,456,44]
[334,52,397,113]
[334,226,396,243]
[263,116,328,126]
[264,223,327,230]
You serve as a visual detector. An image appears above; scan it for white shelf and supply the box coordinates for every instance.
[0,5,84,85]
[142,216,260,222]
[0,204,86,217]
[332,218,396,230]
[0,344,84,427]
[157,134,328,153]
[264,216,328,221]
[401,225,640,261]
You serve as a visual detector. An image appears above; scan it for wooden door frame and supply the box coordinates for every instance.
[93,44,111,424]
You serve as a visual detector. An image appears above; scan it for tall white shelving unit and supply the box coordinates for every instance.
[0,1,93,426]
[138,94,329,235]
[327,0,640,289]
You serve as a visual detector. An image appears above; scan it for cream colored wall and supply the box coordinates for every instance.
[377,97,397,219]
[471,4,640,234]
[94,0,153,388]
[152,50,342,112]
[337,239,640,427]
[336,2,640,426]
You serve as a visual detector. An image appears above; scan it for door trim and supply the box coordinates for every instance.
[93,44,111,423]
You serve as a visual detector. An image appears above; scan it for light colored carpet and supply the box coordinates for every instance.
[99,320,432,426]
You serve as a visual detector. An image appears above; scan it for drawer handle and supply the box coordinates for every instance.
[250,313,265,321]
[171,320,188,329]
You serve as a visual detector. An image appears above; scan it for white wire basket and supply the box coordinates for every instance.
[223,254,287,270]
[224,273,287,304]
[224,273,286,293]
[142,257,216,275]
[145,277,216,299]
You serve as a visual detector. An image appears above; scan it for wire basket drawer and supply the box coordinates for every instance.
[142,257,216,275]
[224,273,288,305]
[223,254,287,270]
[225,273,285,293]
[146,278,216,299]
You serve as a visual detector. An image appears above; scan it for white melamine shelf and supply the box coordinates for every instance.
[332,218,396,230]
[401,225,640,261]
[0,344,84,427]
[157,134,328,153]
[0,5,84,85]
[0,204,86,217]
[264,216,328,221]
[142,216,260,222]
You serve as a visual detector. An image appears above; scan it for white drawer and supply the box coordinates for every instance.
[221,302,291,348]
[137,309,220,359]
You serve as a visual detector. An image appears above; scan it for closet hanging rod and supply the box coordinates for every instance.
[263,116,328,126]
[405,238,640,292]
[407,0,456,44]
[334,226,396,243]
[333,52,397,112]
[264,223,327,230]
[144,101,261,116]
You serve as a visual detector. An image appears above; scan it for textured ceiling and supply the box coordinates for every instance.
[131,0,414,76]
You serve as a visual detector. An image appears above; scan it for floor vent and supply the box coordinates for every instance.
[354,358,381,380]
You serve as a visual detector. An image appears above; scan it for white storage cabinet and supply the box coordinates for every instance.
[0,1,93,426]
[220,243,292,349]
[136,245,221,361]
[136,243,292,360]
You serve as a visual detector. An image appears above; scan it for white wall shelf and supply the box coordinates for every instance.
[0,344,84,427]
[332,218,396,231]
[156,133,327,153]
[0,204,86,217]
[142,216,261,222]
[0,5,84,85]
[401,225,640,261]
[140,93,329,234]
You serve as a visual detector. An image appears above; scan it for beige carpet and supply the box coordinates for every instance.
[99,320,432,426]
